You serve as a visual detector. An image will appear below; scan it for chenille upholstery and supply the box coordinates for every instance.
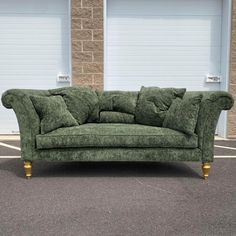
[1,87,234,177]
[30,95,78,134]
[36,123,198,149]
[49,86,99,124]
[135,86,186,126]
[163,94,203,135]
[97,91,138,123]
[99,111,135,123]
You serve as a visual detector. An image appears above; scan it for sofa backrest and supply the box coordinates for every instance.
[2,87,233,131]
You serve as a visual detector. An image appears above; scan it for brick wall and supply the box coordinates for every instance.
[71,0,103,90]
[228,0,236,138]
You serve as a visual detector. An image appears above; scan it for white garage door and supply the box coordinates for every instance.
[106,0,223,91]
[0,0,70,134]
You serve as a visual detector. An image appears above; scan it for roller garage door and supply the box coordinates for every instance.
[0,0,70,133]
[106,0,223,91]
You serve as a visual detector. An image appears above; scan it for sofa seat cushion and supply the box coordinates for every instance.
[36,123,198,149]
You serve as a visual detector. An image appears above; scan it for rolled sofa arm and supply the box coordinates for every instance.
[1,89,50,161]
[194,91,234,162]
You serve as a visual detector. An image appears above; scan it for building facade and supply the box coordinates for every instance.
[0,0,235,137]
[71,0,236,138]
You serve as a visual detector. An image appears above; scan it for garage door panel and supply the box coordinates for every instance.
[108,16,221,28]
[0,76,61,81]
[108,0,222,16]
[106,77,220,91]
[0,0,68,14]
[107,46,220,56]
[108,64,216,71]
[108,41,220,47]
[107,34,221,44]
[106,0,222,91]
[1,77,63,88]
[0,22,68,34]
[107,60,219,66]
[107,54,220,64]
[107,70,215,77]
[108,17,221,47]
[0,0,70,133]
[107,46,220,77]
[0,47,67,53]
[0,20,68,27]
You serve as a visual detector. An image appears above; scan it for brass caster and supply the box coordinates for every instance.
[202,162,211,180]
[24,161,32,179]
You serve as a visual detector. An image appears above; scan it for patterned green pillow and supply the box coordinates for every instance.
[99,91,138,115]
[163,94,203,135]
[49,86,99,124]
[135,86,186,126]
[30,95,78,134]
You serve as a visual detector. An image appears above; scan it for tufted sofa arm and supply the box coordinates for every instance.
[192,91,234,162]
[1,89,50,161]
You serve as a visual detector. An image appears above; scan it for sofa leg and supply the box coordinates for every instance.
[202,162,211,180]
[24,161,32,179]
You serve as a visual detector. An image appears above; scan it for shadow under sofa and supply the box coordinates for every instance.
[1,87,234,179]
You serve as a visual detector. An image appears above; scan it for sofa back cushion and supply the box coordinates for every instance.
[99,111,135,123]
[30,95,78,134]
[49,86,99,124]
[163,94,203,135]
[135,86,186,126]
[97,91,138,123]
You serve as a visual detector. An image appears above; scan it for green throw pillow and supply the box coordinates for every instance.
[163,94,203,135]
[30,95,78,134]
[49,86,99,124]
[99,91,138,115]
[135,86,186,126]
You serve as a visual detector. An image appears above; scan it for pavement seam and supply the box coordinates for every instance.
[0,142,21,151]
[214,145,236,151]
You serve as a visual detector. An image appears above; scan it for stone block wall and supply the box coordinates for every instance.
[71,0,103,90]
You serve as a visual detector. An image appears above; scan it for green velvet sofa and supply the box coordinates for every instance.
[1,86,234,179]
